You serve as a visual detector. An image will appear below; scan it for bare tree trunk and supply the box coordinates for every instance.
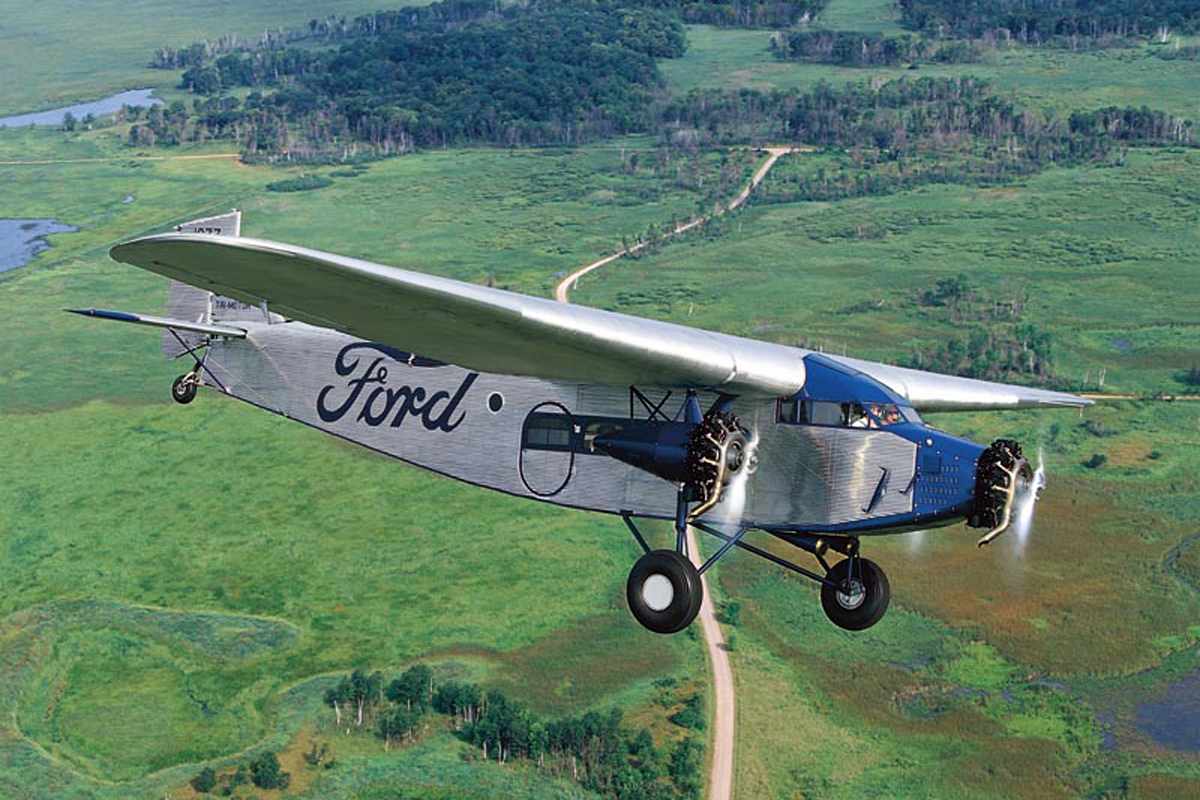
[333,701,341,726]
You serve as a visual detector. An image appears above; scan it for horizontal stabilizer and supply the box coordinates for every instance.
[66,308,246,338]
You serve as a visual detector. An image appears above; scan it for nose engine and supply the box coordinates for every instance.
[968,438,1035,546]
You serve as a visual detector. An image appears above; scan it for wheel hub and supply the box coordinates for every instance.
[836,578,865,610]
[641,573,674,612]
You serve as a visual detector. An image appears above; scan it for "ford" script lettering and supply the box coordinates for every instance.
[317,343,477,432]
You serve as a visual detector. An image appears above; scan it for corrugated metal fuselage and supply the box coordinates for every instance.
[203,320,979,535]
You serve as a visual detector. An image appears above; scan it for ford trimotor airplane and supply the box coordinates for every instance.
[72,211,1089,634]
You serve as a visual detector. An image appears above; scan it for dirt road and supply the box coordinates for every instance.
[554,146,807,303]
[555,145,804,800]
[685,525,736,800]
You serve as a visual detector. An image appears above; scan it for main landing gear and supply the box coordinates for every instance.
[620,511,893,634]
[614,390,892,634]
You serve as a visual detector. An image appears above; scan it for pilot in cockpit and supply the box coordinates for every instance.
[847,403,870,428]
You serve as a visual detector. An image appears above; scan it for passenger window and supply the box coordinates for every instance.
[777,398,799,424]
[524,413,573,449]
[809,401,844,426]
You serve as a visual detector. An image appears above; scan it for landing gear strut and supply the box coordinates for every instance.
[623,483,706,634]
[164,328,227,406]
[622,514,894,633]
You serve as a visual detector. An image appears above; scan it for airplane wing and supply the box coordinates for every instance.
[109,233,806,396]
[108,232,1090,410]
[826,355,1090,412]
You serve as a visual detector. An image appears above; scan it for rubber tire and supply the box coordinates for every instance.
[820,557,890,631]
[171,374,198,405]
[626,549,703,634]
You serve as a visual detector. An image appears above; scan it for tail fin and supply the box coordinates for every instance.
[162,210,241,356]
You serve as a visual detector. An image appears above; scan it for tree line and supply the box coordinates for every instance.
[139,1,1195,182]
[898,0,1200,45]
[315,665,703,799]
[772,30,979,66]
[151,0,826,72]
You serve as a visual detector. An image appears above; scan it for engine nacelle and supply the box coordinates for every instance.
[592,422,693,485]
[593,409,753,520]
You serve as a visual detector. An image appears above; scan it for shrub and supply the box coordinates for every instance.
[265,174,333,192]
[249,751,290,790]
[1083,453,1108,469]
[669,693,706,730]
[190,766,216,793]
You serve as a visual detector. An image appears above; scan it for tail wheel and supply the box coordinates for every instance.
[820,557,890,631]
[626,549,703,634]
[171,374,198,405]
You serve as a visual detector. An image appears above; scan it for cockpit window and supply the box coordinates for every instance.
[777,399,909,428]
[867,403,904,427]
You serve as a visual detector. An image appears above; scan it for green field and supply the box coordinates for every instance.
[664,25,1200,118]
[816,0,905,35]
[3,4,1200,799]
[0,0,427,117]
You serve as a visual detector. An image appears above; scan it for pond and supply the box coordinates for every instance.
[0,219,78,273]
[1136,666,1200,752]
[0,89,161,128]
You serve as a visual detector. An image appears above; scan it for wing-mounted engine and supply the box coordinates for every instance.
[591,394,756,522]
[968,438,1035,546]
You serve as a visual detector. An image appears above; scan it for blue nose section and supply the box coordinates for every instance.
[911,431,982,523]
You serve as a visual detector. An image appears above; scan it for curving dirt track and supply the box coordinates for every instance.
[554,146,807,303]
[555,146,804,800]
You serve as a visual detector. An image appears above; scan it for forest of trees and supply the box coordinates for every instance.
[150,0,827,72]
[311,665,702,799]
[898,0,1200,45]
[773,30,979,66]
[662,76,1192,154]
[137,0,1195,185]
[168,0,686,154]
